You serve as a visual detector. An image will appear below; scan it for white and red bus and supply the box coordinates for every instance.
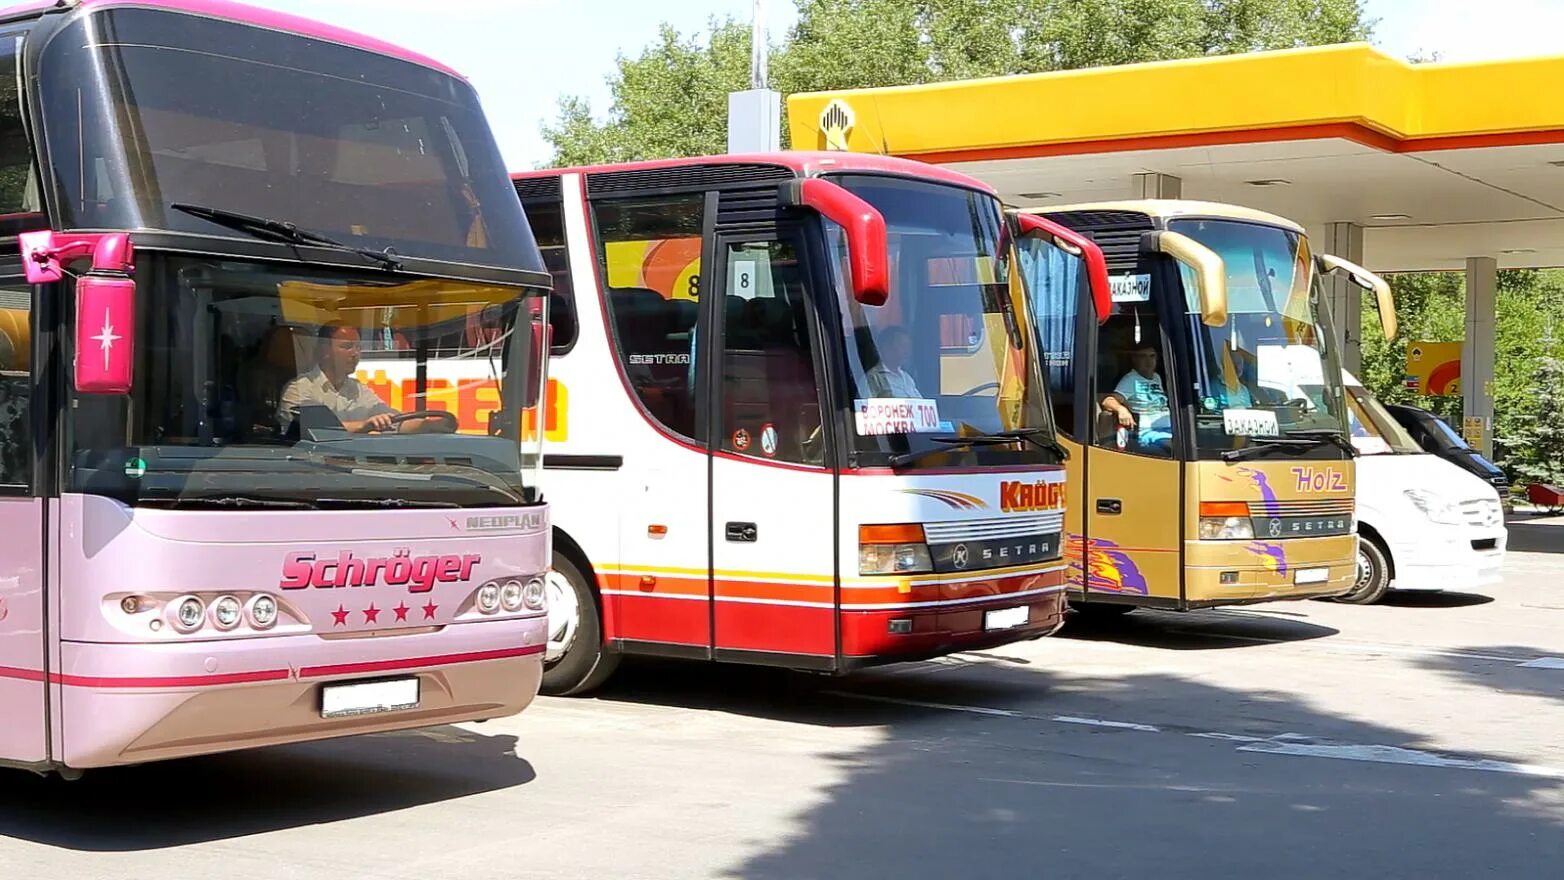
[0,0,553,775]
[504,153,1110,694]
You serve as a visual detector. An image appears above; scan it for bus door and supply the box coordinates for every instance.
[1079,270,1183,606]
[0,274,47,764]
[706,226,838,664]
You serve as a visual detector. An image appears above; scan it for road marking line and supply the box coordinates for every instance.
[827,690,1564,779]
[1518,657,1564,669]
[1236,741,1564,780]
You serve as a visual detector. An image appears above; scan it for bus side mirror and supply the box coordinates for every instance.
[75,274,136,394]
[1143,231,1227,327]
[782,178,890,306]
[524,320,550,409]
[1320,253,1396,341]
[1014,212,1112,323]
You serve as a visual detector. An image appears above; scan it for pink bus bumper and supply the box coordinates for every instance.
[53,615,546,769]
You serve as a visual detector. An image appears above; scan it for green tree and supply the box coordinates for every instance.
[543,0,1373,166]
[1498,341,1564,488]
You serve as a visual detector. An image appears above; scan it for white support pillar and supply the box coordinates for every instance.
[1132,172,1181,199]
[1323,222,1365,374]
[1462,256,1498,458]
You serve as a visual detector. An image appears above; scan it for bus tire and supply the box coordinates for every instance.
[541,551,619,696]
[1334,534,1391,605]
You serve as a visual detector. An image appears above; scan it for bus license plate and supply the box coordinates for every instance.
[321,677,420,718]
[1294,567,1329,585]
[984,606,1030,631]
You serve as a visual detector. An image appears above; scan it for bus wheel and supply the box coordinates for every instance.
[1334,536,1391,605]
[541,551,620,696]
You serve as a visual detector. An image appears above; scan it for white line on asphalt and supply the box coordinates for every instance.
[1518,657,1564,669]
[826,690,1564,780]
[1236,741,1564,780]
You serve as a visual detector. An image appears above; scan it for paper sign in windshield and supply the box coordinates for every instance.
[1223,408,1280,437]
[1110,274,1152,303]
[855,398,941,436]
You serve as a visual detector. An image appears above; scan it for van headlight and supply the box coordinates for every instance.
[1406,489,1461,524]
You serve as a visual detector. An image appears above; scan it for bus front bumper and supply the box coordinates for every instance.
[53,615,545,769]
[1185,537,1356,605]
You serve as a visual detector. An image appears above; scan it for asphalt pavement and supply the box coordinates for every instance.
[2,552,1562,879]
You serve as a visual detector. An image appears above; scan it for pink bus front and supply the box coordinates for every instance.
[0,0,552,773]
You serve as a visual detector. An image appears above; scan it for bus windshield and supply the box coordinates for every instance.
[826,175,1054,467]
[67,256,544,508]
[1167,218,1350,456]
[35,6,539,271]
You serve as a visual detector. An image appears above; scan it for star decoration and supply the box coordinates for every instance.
[363,603,381,624]
[393,602,410,622]
[331,604,350,626]
[421,600,439,620]
[90,307,121,372]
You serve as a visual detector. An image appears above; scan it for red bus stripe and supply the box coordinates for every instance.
[54,668,292,688]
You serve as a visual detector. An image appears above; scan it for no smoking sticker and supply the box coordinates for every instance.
[732,428,751,452]
[759,423,778,457]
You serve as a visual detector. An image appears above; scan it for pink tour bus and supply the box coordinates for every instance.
[0,0,553,775]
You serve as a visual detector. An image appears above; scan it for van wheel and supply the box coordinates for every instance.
[1334,536,1391,605]
[541,551,620,696]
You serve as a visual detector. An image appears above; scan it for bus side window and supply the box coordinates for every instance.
[592,194,705,441]
[0,285,31,488]
[1095,309,1173,458]
[523,199,577,354]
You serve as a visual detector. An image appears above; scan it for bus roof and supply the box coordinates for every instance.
[0,0,464,79]
[1021,199,1306,235]
[514,152,998,195]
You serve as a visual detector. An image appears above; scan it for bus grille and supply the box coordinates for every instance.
[923,514,1064,544]
[1248,499,1355,517]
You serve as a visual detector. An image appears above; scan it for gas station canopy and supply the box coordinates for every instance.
[787,43,1564,273]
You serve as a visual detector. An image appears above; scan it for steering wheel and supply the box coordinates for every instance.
[960,382,1000,396]
[386,410,458,432]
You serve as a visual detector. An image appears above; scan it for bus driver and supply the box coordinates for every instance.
[278,321,455,434]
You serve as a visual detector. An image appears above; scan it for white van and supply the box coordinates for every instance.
[1336,371,1507,604]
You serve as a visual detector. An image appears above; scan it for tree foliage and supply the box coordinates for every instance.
[543,0,1373,166]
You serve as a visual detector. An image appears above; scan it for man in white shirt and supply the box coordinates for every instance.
[865,326,922,398]
[278,322,453,435]
[1102,342,1172,453]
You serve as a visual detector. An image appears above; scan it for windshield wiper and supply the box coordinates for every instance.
[983,428,1070,462]
[170,203,403,271]
[316,497,461,509]
[1220,436,1320,462]
[888,430,1064,469]
[167,494,317,510]
[1284,429,1358,457]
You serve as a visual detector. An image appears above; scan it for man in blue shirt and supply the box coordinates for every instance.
[1102,342,1173,454]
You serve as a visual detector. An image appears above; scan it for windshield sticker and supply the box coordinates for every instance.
[854,398,941,436]
[759,423,778,457]
[732,428,751,452]
[1109,274,1152,303]
[1223,408,1280,437]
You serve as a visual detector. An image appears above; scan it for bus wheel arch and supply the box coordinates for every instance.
[1335,525,1392,605]
[542,530,621,696]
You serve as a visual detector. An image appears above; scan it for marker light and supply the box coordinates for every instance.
[174,596,205,631]
[523,577,547,611]
[477,583,502,614]
[211,595,242,630]
[248,594,279,629]
[500,579,525,612]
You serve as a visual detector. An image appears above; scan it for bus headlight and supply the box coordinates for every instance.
[1198,517,1254,540]
[248,594,279,629]
[1406,489,1461,524]
[173,596,205,632]
[500,579,525,612]
[477,583,502,614]
[210,595,242,630]
[1198,502,1254,540]
[522,577,547,611]
[858,523,934,575]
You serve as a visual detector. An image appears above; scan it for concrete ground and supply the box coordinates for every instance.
[3,553,1563,880]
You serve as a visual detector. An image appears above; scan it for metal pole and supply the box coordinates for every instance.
[751,0,767,90]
